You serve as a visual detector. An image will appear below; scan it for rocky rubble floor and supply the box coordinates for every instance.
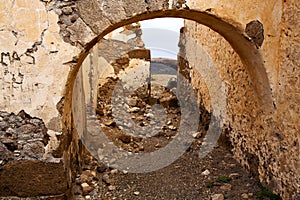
[72,80,278,200]
[73,145,274,200]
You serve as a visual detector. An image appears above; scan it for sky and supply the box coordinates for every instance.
[140,18,184,59]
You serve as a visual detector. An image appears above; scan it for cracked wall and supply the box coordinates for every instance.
[0,0,80,130]
[0,0,81,197]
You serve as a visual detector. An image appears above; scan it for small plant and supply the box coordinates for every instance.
[257,183,281,200]
[216,176,231,183]
[207,181,214,188]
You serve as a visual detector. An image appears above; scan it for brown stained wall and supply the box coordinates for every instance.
[184,1,299,199]
[276,1,300,196]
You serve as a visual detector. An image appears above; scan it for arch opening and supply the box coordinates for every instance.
[67,9,273,114]
[63,9,275,198]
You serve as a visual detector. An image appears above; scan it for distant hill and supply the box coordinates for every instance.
[150,58,178,75]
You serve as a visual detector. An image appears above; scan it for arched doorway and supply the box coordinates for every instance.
[62,8,275,198]
[66,9,273,114]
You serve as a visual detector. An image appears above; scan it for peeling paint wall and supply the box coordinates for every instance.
[0,0,82,197]
[0,0,79,130]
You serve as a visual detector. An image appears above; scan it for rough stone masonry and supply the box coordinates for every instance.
[0,0,299,199]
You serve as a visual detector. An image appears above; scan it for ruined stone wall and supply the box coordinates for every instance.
[72,23,149,144]
[0,0,82,198]
[184,0,299,199]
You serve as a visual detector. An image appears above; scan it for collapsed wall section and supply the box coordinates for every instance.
[0,110,67,198]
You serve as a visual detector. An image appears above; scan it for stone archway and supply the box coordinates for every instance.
[62,6,275,196]
[65,9,273,114]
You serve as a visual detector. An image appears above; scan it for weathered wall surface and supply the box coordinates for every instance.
[0,0,82,197]
[72,23,147,142]
[184,0,299,199]
[0,0,298,199]
[0,0,80,128]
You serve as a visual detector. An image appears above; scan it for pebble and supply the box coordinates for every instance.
[125,122,133,128]
[102,174,115,185]
[108,185,116,191]
[128,107,140,113]
[110,169,118,174]
[241,193,249,199]
[138,146,144,151]
[211,193,224,200]
[119,135,131,144]
[134,191,140,195]
[80,170,95,183]
[81,183,93,195]
[126,98,137,106]
[144,113,154,118]
[149,120,156,125]
[201,169,210,176]
[62,7,73,15]
[97,163,107,173]
[104,120,116,126]
[192,132,201,138]
[220,183,232,191]
[168,125,177,130]
[0,121,9,130]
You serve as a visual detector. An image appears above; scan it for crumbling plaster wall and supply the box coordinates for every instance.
[0,0,83,197]
[0,0,80,129]
[72,23,147,144]
[184,0,299,199]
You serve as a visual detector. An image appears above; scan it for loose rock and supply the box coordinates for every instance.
[81,183,93,195]
[211,193,224,200]
[119,135,131,144]
[128,107,140,113]
[96,163,107,173]
[102,174,115,185]
[104,120,116,127]
[241,193,249,199]
[220,183,232,191]
[108,185,116,191]
[201,169,210,176]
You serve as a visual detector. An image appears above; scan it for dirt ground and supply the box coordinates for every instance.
[73,75,280,200]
